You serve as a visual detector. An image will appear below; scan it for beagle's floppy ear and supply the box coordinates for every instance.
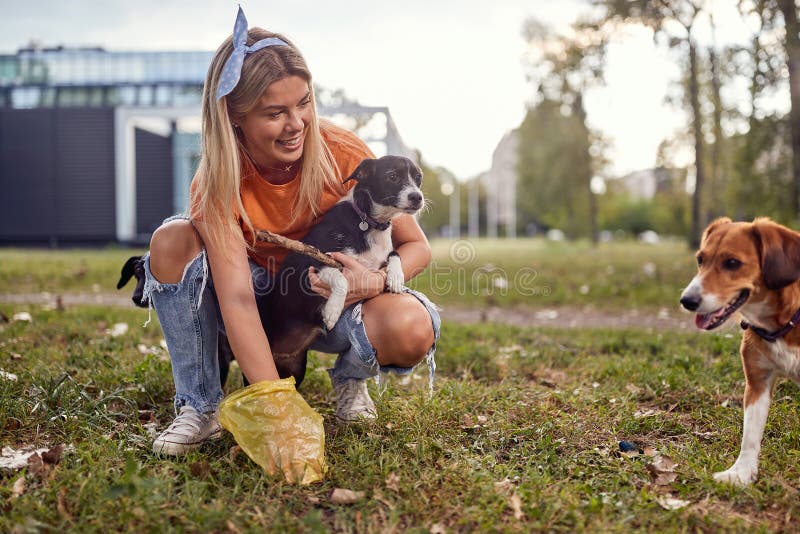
[751,218,800,290]
[701,217,732,245]
[342,158,376,183]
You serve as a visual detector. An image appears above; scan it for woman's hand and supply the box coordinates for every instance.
[308,252,386,307]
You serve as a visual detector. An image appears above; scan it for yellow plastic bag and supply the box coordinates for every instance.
[218,377,326,484]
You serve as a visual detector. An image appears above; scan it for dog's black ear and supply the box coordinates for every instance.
[752,219,800,290]
[117,256,142,289]
[343,158,376,183]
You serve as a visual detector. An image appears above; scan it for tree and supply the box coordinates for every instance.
[596,0,710,246]
[520,17,608,241]
[516,98,595,238]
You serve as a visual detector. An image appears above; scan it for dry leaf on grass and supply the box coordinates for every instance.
[625,383,643,395]
[430,523,447,534]
[647,455,678,486]
[105,323,129,337]
[12,312,32,323]
[0,369,18,382]
[509,493,524,520]
[330,488,365,504]
[385,472,400,492]
[57,486,73,521]
[42,444,64,465]
[11,476,25,499]
[190,461,211,479]
[656,495,691,510]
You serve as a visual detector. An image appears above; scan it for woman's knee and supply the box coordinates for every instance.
[371,300,434,368]
[149,219,203,284]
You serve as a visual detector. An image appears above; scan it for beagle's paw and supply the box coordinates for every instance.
[713,465,757,487]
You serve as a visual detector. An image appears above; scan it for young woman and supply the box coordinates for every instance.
[143,8,440,456]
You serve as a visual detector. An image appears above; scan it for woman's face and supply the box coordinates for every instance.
[237,75,312,170]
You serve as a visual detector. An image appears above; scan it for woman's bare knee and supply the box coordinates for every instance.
[366,297,434,368]
[149,220,203,283]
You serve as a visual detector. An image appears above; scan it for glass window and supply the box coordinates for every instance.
[11,87,41,108]
[138,85,153,106]
[155,84,171,106]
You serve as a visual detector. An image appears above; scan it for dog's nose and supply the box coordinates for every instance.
[679,294,701,311]
[407,192,422,206]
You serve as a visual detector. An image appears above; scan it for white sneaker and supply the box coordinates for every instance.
[152,405,223,456]
[330,374,377,422]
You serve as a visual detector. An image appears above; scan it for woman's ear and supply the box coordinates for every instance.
[343,158,376,183]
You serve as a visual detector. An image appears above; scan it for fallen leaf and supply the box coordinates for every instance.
[509,493,524,520]
[0,369,18,382]
[10,352,22,360]
[27,452,45,477]
[225,520,242,534]
[494,477,514,493]
[625,383,643,395]
[430,523,447,534]
[385,472,400,492]
[647,455,678,485]
[634,408,659,419]
[229,445,242,462]
[306,495,320,504]
[42,444,65,465]
[105,323,129,337]
[656,495,691,510]
[405,442,418,451]
[190,461,211,479]
[12,312,32,323]
[11,476,25,499]
[643,446,657,457]
[330,488,365,505]
[1,446,50,471]
[57,486,73,521]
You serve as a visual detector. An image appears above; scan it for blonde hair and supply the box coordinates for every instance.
[192,27,343,255]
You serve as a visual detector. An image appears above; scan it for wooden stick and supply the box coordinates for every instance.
[256,229,342,270]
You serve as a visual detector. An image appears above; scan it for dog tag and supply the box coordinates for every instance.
[359,221,369,231]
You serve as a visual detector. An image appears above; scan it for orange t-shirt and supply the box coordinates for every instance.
[190,122,374,273]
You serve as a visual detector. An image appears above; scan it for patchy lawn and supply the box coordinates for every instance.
[1,304,798,532]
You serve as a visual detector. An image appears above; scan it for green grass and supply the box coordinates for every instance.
[1,302,798,532]
[0,239,696,309]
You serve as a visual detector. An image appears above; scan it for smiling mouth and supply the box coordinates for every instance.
[277,135,302,149]
[695,289,750,330]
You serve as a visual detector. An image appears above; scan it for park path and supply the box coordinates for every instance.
[0,291,698,331]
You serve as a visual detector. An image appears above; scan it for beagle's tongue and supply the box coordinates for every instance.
[695,309,724,330]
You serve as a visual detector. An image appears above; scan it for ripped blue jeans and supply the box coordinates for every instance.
[142,216,441,414]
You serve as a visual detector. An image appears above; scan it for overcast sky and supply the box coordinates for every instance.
[1,0,775,179]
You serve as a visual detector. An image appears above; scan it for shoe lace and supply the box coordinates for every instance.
[165,406,206,436]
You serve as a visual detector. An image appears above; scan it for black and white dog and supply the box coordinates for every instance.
[261,155,425,378]
[118,155,424,386]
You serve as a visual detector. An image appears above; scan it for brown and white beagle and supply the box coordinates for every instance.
[680,217,800,486]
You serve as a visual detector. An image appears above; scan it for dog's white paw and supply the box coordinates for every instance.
[385,267,404,293]
[713,465,757,487]
[321,301,343,330]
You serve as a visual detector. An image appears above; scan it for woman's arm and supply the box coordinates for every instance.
[193,220,280,383]
[390,214,432,280]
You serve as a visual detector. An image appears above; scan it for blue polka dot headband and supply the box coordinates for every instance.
[215,6,289,100]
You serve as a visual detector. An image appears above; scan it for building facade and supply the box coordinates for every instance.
[0,45,412,245]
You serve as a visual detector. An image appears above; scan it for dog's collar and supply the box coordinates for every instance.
[740,307,800,342]
[351,200,391,232]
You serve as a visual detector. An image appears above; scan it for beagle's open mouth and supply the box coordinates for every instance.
[695,289,750,330]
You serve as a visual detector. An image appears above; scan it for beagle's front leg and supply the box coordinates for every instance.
[713,365,775,487]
